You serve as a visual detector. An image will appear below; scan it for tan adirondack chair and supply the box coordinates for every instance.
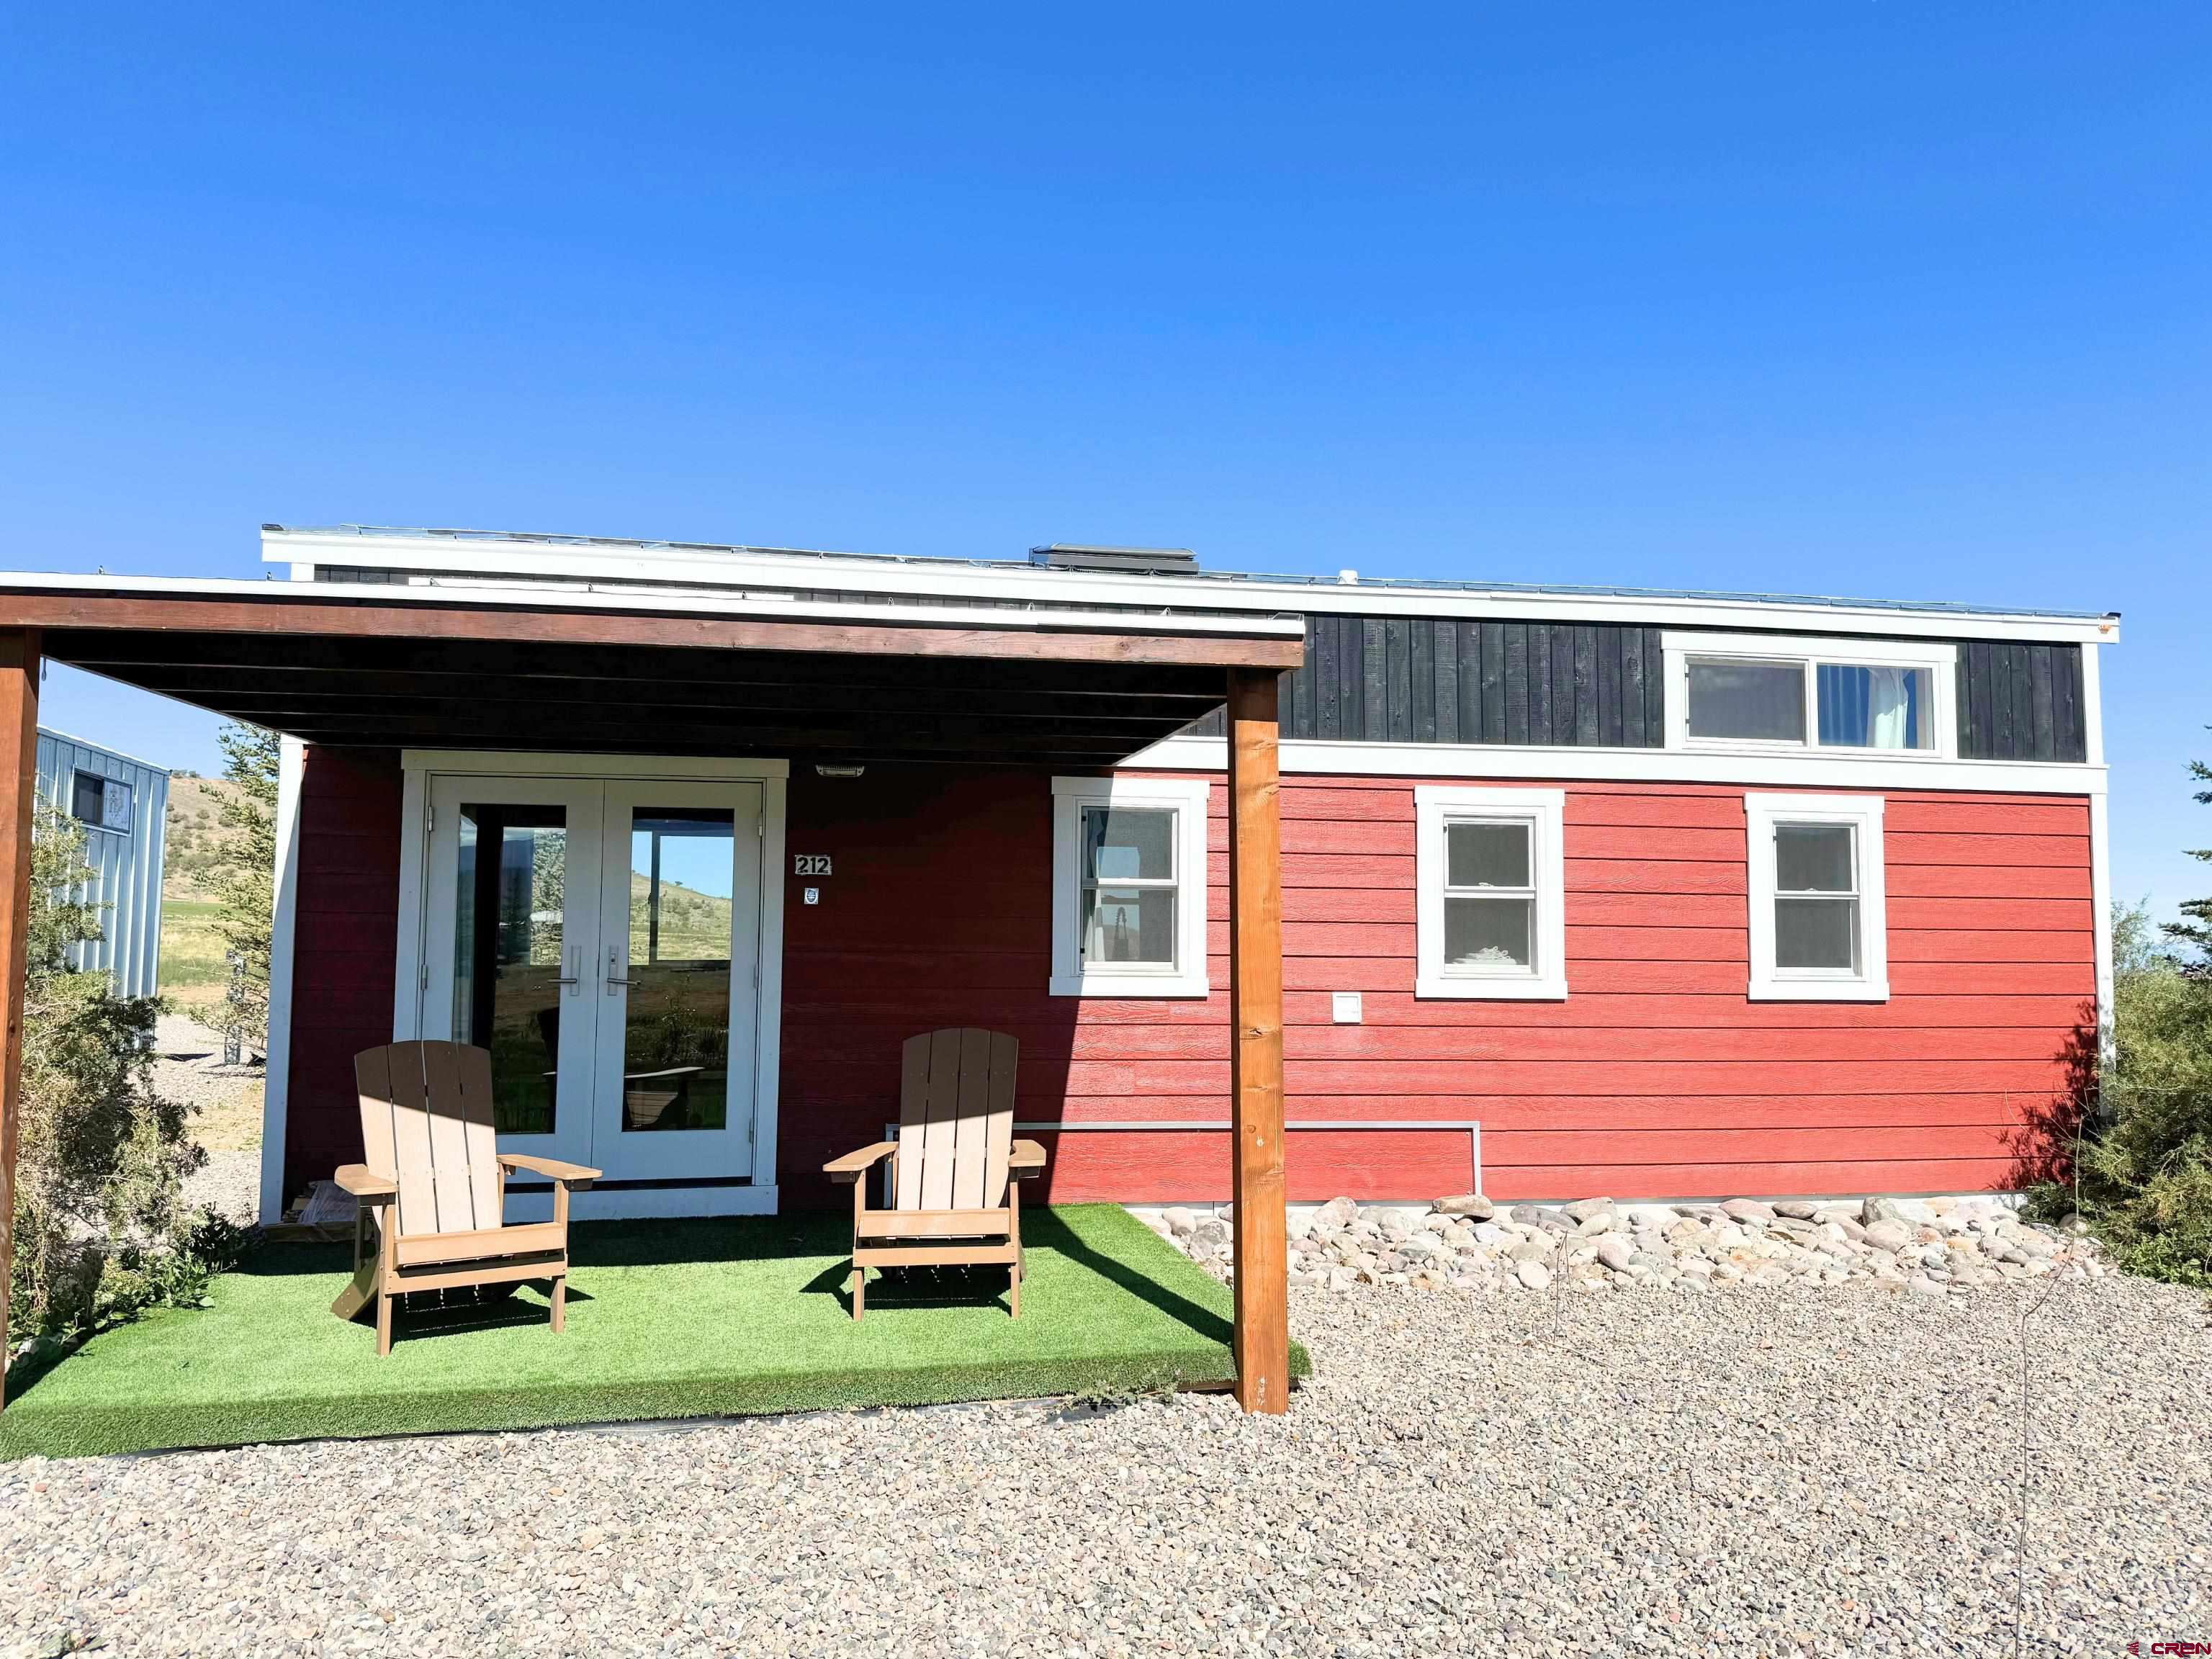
[822,1028,1047,1319]
[331,1040,600,1354]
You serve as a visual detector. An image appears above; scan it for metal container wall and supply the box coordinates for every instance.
[33,728,171,998]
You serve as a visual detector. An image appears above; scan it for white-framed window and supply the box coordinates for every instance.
[1745,792,1889,1002]
[1049,775,1211,997]
[1662,633,1956,759]
[1414,786,1568,1000]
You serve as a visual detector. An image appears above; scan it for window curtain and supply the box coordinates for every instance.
[1866,666,1910,750]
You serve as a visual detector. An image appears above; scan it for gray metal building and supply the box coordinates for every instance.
[34,727,171,997]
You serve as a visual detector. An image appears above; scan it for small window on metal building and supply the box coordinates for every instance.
[71,770,133,834]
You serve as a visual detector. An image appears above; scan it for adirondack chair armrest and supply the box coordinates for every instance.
[824,1141,899,1183]
[495,1152,601,1187]
[1008,1139,1048,1179]
[333,1164,398,1202]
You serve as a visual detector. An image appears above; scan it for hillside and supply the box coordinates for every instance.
[163,773,251,902]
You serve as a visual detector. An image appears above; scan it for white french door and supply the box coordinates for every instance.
[589,781,762,1183]
[415,773,767,1207]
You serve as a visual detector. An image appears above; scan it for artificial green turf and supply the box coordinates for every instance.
[0,1204,1310,1460]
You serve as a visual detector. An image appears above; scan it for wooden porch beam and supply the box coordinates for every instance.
[1226,665,1289,1414]
[0,629,39,1412]
[4,590,1303,671]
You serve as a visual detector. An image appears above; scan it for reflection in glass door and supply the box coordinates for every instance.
[616,808,732,1134]
[593,781,761,1183]
[422,778,603,1178]
[453,805,573,1136]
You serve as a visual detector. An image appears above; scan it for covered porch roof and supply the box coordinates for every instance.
[2,571,1303,767]
[0,563,1302,1416]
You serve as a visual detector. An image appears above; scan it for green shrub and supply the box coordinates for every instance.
[2039,895,2212,1285]
[7,812,241,1354]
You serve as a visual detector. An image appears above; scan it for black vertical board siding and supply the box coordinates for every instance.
[1526,623,1554,744]
[1503,624,1531,743]
[1434,623,1459,743]
[1619,628,1646,746]
[1550,624,1576,745]
[1312,616,1341,739]
[2028,647,2057,761]
[1645,629,1668,742]
[1339,618,1365,739]
[2051,648,2081,762]
[1385,619,1413,741]
[1411,621,1437,742]
[1573,627,1600,745]
[1457,621,1483,743]
[1599,628,1625,746]
[1360,620,1388,742]
[1480,623,1507,743]
[1952,639,2085,760]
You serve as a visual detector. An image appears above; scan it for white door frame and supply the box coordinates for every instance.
[394,751,788,1218]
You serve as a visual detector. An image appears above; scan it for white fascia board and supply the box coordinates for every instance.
[1125,735,2108,796]
[259,530,2123,647]
[0,568,1300,642]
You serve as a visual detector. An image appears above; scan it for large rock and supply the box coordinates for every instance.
[1863,1196,1905,1225]
[1434,1193,1494,1220]
[1773,1200,1820,1220]
[1516,1259,1552,1292]
[1594,1236,1636,1273]
[1721,1198,1777,1226]
[1863,1220,1915,1253]
[1310,1196,1359,1233]
[1573,1208,1619,1238]
[1565,1196,1616,1223]
[1161,1206,1197,1238]
[1187,1219,1229,1257]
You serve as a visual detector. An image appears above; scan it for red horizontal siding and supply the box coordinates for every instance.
[271,755,2097,1212]
[780,770,2095,1205]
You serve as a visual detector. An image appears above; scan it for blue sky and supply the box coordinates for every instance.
[4,5,2206,925]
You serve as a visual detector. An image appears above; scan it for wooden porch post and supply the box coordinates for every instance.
[1226,666,1289,1413]
[0,629,40,1412]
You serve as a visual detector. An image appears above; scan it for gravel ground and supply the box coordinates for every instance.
[152,1012,264,1223]
[5,1274,2206,1658]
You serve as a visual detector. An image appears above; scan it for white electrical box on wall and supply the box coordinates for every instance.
[1331,992,1362,1024]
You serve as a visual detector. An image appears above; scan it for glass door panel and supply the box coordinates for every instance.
[422,777,603,1179]
[593,781,761,1182]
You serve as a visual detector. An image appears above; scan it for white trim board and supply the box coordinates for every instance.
[0,567,1303,644]
[1125,736,2106,796]
[256,735,305,1224]
[261,529,2123,646]
[399,750,789,781]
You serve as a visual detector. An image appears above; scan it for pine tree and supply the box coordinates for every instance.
[212,722,280,1051]
[2167,748,2212,966]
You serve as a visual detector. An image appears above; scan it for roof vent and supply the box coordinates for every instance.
[1030,544,1198,576]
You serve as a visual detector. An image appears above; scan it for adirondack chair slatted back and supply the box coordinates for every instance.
[894,1028,1017,1212]
[356,1040,503,1237]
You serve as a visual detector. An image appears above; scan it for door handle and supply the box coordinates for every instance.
[557,946,583,994]
[605,945,633,992]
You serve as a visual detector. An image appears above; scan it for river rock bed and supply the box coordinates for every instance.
[1135,1192,2104,1298]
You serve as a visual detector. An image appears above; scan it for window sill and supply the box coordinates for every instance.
[1747,978,1890,1003]
[1049,972,1211,999]
[1415,974,1568,1002]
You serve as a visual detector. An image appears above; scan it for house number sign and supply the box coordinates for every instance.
[793,853,832,876]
